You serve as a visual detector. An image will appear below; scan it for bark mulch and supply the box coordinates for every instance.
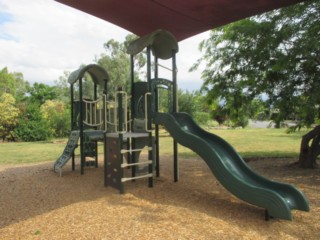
[0,156,319,239]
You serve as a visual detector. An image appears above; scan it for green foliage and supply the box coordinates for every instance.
[178,89,211,125]
[178,89,196,115]
[26,83,57,104]
[192,0,320,127]
[0,93,20,141]
[40,100,70,138]
[54,71,71,103]
[97,39,130,95]
[194,111,210,126]
[14,103,52,141]
[0,67,16,96]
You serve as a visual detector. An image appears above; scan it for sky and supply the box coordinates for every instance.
[0,0,211,91]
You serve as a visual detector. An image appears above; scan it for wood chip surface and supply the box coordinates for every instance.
[0,156,319,239]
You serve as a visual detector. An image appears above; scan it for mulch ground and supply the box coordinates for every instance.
[0,156,319,239]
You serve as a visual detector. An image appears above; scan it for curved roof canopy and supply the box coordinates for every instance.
[68,64,109,85]
[56,0,305,41]
[127,29,179,59]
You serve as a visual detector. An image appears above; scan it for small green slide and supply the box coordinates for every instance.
[154,112,309,220]
[54,130,80,175]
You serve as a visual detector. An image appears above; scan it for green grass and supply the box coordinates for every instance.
[0,141,66,164]
[0,128,309,164]
[159,128,308,159]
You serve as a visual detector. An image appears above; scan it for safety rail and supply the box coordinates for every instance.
[82,95,106,128]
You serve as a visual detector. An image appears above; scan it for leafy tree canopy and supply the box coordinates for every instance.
[26,82,58,105]
[0,67,29,100]
[0,93,20,141]
[96,34,145,98]
[192,0,319,127]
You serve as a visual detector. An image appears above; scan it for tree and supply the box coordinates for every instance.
[26,83,57,105]
[178,90,211,125]
[40,100,70,138]
[0,93,20,141]
[192,0,320,165]
[299,126,320,168]
[0,67,16,96]
[14,103,52,141]
[54,71,71,103]
[178,89,196,116]
[95,34,145,98]
[0,67,29,100]
[192,0,319,126]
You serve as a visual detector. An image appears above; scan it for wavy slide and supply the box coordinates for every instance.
[154,112,309,220]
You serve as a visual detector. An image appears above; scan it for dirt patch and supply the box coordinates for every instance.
[0,157,319,239]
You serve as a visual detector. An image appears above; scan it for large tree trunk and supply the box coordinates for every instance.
[298,125,320,168]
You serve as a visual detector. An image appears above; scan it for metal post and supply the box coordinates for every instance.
[104,78,108,131]
[104,132,108,187]
[79,78,85,175]
[130,54,135,129]
[147,46,153,188]
[70,84,75,171]
[118,88,125,194]
[154,57,160,177]
[130,54,135,178]
[103,79,107,185]
[172,50,179,182]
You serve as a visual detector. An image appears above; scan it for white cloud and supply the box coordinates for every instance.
[0,0,209,91]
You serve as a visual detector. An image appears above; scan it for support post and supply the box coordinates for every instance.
[154,57,160,177]
[117,89,125,194]
[79,78,85,175]
[147,46,153,188]
[172,50,179,182]
[70,84,75,171]
[104,132,108,187]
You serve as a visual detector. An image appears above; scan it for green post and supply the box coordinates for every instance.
[117,88,125,194]
[154,56,160,177]
[79,77,85,175]
[172,50,178,182]
[104,132,108,187]
[130,54,135,178]
[147,46,153,188]
[70,84,75,171]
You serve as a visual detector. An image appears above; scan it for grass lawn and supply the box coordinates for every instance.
[159,127,308,158]
[0,128,309,164]
[0,141,66,164]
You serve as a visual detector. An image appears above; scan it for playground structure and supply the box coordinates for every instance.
[54,29,309,220]
[54,30,179,192]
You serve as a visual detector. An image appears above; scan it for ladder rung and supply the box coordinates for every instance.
[121,173,153,182]
[121,147,152,154]
[121,160,152,168]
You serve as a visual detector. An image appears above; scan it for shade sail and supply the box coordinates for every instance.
[56,0,305,41]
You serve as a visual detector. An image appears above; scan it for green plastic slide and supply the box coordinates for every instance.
[154,112,309,220]
[54,130,80,175]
